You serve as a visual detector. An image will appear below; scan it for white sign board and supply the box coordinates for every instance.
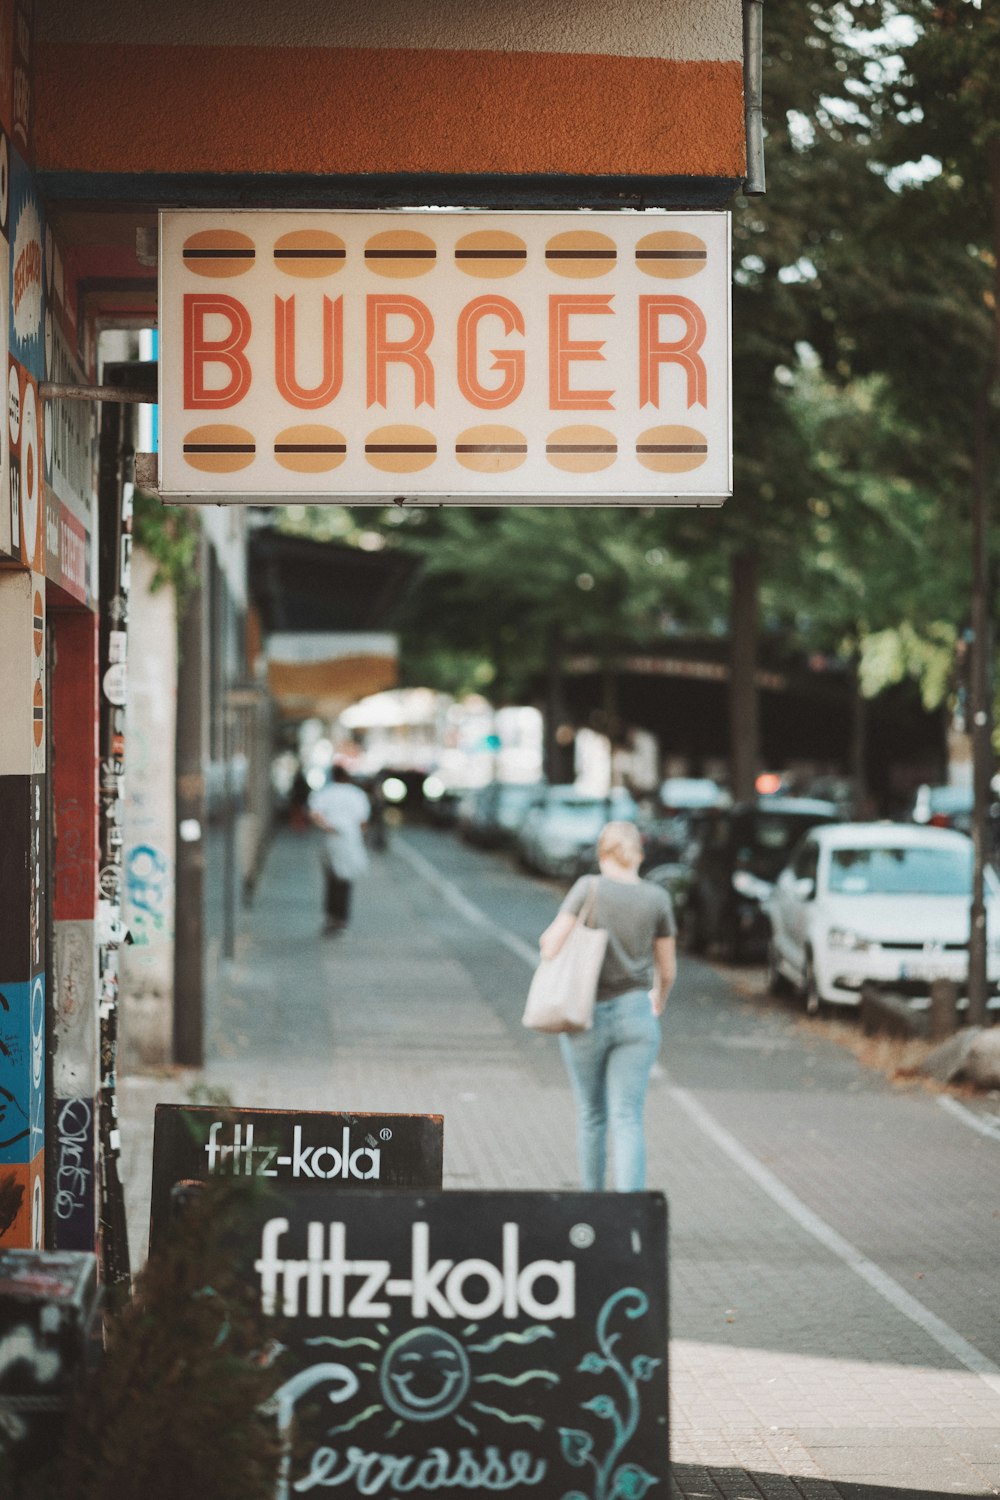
[159,210,731,505]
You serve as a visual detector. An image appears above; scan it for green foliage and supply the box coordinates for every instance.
[270,3,1000,757]
[859,620,957,708]
[133,489,201,600]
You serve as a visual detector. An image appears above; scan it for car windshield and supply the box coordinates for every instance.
[928,787,973,813]
[828,844,973,896]
[497,785,537,811]
[544,800,607,826]
[739,813,833,878]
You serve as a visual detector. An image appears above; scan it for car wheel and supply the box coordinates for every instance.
[802,951,821,1015]
[766,938,789,997]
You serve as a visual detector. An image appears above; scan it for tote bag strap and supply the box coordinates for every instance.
[579,875,600,929]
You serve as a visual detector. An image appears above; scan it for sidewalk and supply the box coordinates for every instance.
[119,827,1000,1498]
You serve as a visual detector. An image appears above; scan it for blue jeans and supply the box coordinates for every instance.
[559,989,661,1192]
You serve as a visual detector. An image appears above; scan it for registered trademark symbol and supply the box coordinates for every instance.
[569,1223,595,1249]
[380,1128,392,1141]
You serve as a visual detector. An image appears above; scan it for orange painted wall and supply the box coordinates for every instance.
[34,44,745,179]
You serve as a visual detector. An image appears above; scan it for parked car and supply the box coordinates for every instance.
[516,785,638,879]
[421,773,464,827]
[658,776,731,815]
[644,780,731,876]
[679,797,842,961]
[909,783,976,833]
[765,822,1000,1012]
[459,780,542,847]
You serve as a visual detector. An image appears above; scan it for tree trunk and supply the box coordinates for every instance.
[543,625,574,784]
[850,650,869,814]
[968,137,1000,1025]
[729,549,759,801]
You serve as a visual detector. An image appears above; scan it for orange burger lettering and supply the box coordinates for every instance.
[548,295,614,411]
[639,295,707,410]
[456,296,525,410]
[274,294,344,409]
[184,294,253,409]
[366,295,435,410]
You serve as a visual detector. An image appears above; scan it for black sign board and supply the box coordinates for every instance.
[252,1190,668,1499]
[149,1106,444,1255]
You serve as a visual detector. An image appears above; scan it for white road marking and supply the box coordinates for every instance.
[937,1093,1000,1143]
[399,833,1000,1401]
[670,1085,1000,1401]
[394,836,540,967]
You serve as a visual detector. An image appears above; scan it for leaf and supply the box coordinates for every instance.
[610,1461,659,1499]
[559,1428,594,1467]
[630,1355,661,1382]
[581,1394,617,1421]
[577,1352,607,1375]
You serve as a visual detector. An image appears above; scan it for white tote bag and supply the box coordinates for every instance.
[522,878,608,1034]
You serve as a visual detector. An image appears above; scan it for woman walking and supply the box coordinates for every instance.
[539,821,677,1191]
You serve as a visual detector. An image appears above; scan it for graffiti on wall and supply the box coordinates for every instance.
[124,843,169,945]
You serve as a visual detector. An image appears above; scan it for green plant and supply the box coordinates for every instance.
[132,488,201,601]
[26,1178,284,1500]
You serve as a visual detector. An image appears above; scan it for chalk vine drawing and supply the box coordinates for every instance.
[559,1288,662,1500]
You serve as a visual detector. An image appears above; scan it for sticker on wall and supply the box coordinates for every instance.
[45,221,96,603]
[0,975,44,1165]
[0,197,8,557]
[0,1158,42,1247]
[0,131,10,241]
[17,368,38,568]
[102,661,127,707]
[9,146,43,381]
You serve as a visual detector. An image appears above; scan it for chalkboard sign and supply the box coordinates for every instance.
[149,1106,444,1255]
[250,1190,668,1499]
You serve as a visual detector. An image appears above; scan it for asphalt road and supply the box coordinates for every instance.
[120,821,1000,1497]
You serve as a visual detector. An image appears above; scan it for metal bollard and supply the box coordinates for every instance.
[928,979,959,1042]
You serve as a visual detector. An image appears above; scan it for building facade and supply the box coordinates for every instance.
[0,0,748,1262]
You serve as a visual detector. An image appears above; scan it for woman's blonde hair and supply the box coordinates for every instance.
[597,820,643,870]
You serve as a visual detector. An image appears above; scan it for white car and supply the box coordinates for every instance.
[764,823,1000,1011]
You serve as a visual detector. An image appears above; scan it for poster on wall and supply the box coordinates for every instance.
[159,209,731,505]
[8,142,42,570]
[44,224,95,605]
[239,1190,669,1498]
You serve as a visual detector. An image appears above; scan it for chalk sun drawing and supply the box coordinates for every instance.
[306,1320,559,1440]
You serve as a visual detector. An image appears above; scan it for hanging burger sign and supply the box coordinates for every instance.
[158,210,731,505]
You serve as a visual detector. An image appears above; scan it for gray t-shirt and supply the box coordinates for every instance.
[561,875,676,1001]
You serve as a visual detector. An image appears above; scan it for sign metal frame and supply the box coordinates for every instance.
[158,208,732,508]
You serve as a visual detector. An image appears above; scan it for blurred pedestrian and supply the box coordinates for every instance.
[288,766,311,833]
[366,776,388,852]
[538,821,676,1191]
[308,765,371,935]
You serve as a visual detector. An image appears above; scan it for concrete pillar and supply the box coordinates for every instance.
[120,549,177,1068]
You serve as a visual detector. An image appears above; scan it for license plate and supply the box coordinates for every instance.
[899,961,958,982]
